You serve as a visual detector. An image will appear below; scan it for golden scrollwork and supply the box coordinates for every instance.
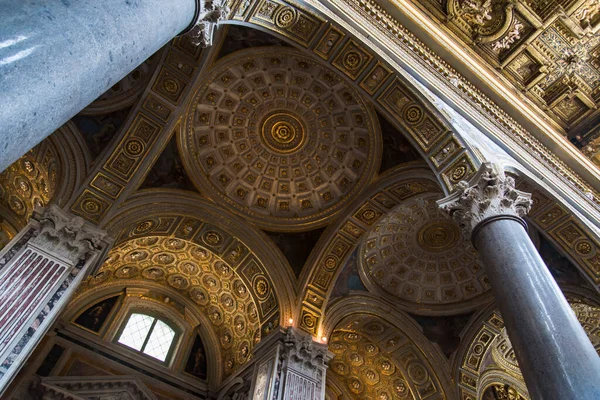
[180,47,382,231]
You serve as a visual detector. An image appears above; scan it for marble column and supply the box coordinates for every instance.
[438,163,600,400]
[0,0,229,172]
[0,205,111,396]
[249,327,332,400]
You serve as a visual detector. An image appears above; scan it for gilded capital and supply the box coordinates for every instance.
[436,163,533,237]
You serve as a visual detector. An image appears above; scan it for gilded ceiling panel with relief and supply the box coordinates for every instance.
[358,193,490,314]
[413,0,600,135]
[327,314,450,399]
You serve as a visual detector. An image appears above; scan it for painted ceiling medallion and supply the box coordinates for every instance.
[358,193,492,314]
[180,47,381,231]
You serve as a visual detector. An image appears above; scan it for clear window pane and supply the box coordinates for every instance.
[143,319,175,361]
[118,313,154,351]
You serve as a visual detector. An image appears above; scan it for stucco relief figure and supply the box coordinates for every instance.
[459,0,493,26]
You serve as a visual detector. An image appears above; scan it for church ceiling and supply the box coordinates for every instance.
[359,192,489,314]
[4,8,600,398]
[409,0,600,139]
[85,234,267,378]
[179,47,382,231]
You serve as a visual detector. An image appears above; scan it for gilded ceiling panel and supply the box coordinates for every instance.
[179,47,382,231]
[412,0,600,136]
[0,143,59,229]
[327,313,450,399]
[87,236,261,377]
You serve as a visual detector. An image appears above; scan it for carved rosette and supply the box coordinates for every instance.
[31,205,108,263]
[437,163,532,238]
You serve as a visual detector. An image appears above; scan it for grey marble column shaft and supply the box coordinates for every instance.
[0,0,196,171]
[438,162,600,399]
[474,217,600,399]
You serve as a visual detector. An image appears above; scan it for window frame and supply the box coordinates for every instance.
[114,310,180,364]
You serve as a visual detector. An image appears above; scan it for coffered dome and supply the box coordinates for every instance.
[179,47,382,231]
[358,193,492,314]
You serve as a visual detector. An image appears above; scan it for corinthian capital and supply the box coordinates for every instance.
[436,163,532,237]
[31,205,109,263]
[187,0,230,47]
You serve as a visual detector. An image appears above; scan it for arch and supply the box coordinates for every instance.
[451,285,600,399]
[296,163,495,335]
[103,189,296,324]
[221,0,483,195]
[48,121,92,208]
[322,293,457,399]
[66,282,223,387]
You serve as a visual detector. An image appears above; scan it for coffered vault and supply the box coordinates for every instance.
[1,0,600,399]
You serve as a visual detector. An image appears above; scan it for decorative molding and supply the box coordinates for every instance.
[32,205,108,263]
[187,0,231,47]
[437,162,533,237]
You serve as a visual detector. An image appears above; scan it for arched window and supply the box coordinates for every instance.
[117,312,176,362]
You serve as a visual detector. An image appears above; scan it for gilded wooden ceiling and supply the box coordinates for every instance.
[411,0,600,139]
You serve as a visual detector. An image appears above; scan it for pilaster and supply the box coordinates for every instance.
[0,205,111,396]
[249,327,333,400]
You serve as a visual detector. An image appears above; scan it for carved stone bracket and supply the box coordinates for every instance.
[437,162,533,238]
[31,205,109,263]
[185,0,230,47]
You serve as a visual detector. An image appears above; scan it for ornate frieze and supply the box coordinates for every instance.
[437,162,533,237]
